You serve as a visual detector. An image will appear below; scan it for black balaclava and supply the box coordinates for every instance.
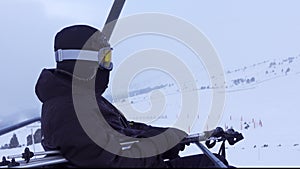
[56,60,110,95]
[54,25,111,95]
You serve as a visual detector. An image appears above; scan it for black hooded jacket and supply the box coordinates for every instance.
[35,68,187,168]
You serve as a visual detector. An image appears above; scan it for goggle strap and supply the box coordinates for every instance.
[55,49,99,62]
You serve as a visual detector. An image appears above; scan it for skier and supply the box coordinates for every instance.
[0,157,10,166]
[35,25,229,168]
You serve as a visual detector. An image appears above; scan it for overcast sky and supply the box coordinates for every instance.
[1,0,300,122]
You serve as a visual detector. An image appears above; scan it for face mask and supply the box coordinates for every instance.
[95,68,110,95]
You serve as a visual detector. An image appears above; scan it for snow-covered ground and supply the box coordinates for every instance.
[115,54,300,167]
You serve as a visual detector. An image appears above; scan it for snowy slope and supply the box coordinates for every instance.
[113,54,300,167]
[220,73,300,167]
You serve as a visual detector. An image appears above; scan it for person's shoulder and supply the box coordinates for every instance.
[38,68,56,75]
[98,95,111,104]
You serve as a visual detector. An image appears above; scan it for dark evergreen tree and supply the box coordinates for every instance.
[27,134,33,146]
[9,133,19,148]
[34,129,42,144]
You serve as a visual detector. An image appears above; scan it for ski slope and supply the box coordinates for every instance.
[113,54,300,167]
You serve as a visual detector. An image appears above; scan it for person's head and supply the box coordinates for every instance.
[54,24,112,94]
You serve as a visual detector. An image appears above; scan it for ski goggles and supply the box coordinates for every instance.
[98,47,113,70]
[55,47,113,70]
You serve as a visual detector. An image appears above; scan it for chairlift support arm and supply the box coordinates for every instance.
[102,0,126,41]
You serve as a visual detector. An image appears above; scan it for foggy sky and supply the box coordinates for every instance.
[1,0,300,121]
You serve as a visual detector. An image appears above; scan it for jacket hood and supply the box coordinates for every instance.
[35,69,73,103]
[35,68,110,103]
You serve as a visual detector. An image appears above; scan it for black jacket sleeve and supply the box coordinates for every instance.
[98,96,188,160]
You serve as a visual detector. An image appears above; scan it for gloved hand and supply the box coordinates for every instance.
[209,127,225,138]
[161,143,185,160]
